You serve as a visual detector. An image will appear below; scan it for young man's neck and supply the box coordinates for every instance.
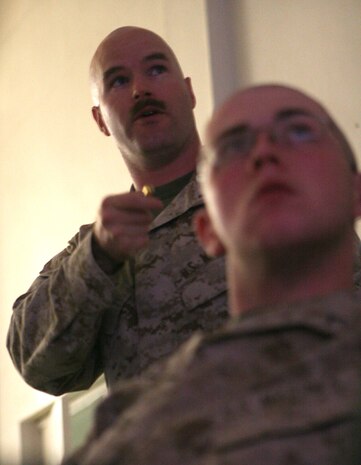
[228,237,355,317]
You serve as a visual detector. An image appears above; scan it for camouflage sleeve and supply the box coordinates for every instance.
[7,224,124,395]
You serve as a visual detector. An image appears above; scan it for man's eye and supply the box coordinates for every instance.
[286,123,316,142]
[148,64,167,76]
[110,75,129,88]
[218,135,250,159]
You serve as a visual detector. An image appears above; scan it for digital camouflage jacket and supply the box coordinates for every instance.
[63,290,361,465]
[7,175,227,394]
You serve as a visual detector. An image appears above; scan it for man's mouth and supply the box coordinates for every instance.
[259,183,290,194]
[132,99,166,122]
[254,181,294,202]
[135,107,162,120]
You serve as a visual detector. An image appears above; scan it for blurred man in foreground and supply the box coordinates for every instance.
[63,83,361,465]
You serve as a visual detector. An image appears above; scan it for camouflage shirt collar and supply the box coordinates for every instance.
[149,172,203,230]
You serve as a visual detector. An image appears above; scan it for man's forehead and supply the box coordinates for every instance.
[95,28,171,69]
[207,85,328,142]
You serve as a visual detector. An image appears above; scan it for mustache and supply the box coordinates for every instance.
[131,98,166,119]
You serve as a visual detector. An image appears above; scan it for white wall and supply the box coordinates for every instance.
[0,1,213,463]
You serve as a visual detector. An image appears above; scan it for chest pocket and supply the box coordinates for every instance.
[135,212,227,318]
[133,211,227,368]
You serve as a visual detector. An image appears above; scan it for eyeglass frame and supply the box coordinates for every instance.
[200,111,357,173]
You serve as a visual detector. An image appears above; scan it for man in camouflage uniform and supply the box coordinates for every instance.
[6,26,227,395]
[62,84,361,465]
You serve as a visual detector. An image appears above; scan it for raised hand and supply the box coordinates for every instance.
[92,191,163,272]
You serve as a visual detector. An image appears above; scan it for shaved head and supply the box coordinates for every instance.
[89,26,184,106]
[202,83,357,175]
[87,26,198,176]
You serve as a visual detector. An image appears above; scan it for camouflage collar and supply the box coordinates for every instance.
[150,173,203,230]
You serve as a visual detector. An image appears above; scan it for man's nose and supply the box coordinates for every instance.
[250,130,279,169]
[132,77,152,100]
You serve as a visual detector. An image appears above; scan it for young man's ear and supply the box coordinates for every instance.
[193,208,226,257]
[92,106,111,136]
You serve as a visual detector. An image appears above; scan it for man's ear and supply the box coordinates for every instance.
[184,77,196,109]
[193,208,226,257]
[92,106,111,136]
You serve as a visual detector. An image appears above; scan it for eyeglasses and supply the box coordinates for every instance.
[206,113,332,169]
